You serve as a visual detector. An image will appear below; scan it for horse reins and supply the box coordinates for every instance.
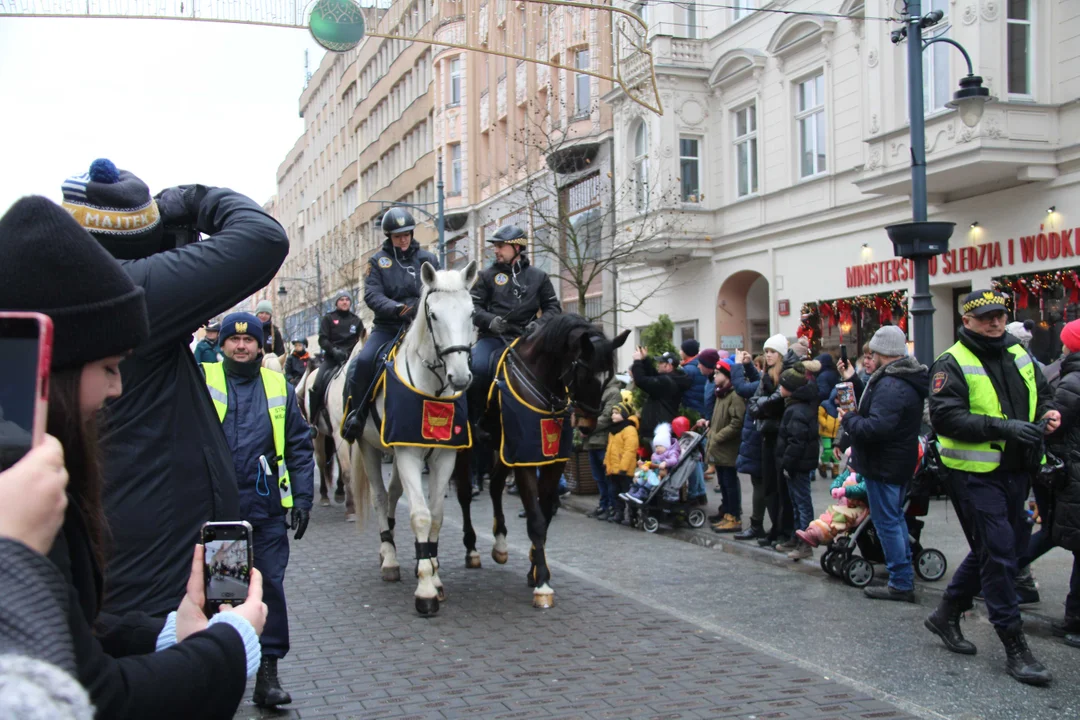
[404,288,473,396]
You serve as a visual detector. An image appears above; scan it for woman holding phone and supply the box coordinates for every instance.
[0,197,266,719]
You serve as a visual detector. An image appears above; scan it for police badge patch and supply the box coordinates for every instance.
[932,371,947,393]
[494,273,509,286]
[378,257,393,269]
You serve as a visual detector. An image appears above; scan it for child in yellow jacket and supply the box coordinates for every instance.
[604,402,639,524]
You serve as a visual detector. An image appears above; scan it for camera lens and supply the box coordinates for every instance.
[204,529,216,542]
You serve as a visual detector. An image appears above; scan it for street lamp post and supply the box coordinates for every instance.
[277,251,324,340]
[886,2,991,363]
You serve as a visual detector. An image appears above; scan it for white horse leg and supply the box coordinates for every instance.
[426,450,455,602]
[395,450,439,615]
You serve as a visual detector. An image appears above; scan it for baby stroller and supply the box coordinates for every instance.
[820,436,948,588]
[632,430,709,533]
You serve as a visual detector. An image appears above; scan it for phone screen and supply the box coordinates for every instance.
[203,523,252,605]
[0,320,41,471]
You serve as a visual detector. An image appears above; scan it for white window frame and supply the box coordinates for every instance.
[675,320,698,346]
[449,57,462,106]
[915,0,951,116]
[679,136,702,203]
[684,2,698,39]
[732,0,753,22]
[796,72,827,179]
[449,144,462,194]
[733,102,758,198]
[632,122,649,211]
[574,48,591,116]
[1006,0,1034,100]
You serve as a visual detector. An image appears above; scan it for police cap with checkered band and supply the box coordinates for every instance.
[961,289,1009,317]
[488,224,528,246]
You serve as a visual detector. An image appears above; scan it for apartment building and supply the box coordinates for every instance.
[609,0,1080,365]
[273,0,436,342]
[431,0,619,326]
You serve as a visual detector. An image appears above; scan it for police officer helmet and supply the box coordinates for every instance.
[205,322,221,333]
[381,207,416,237]
[488,224,528,247]
[291,337,308,346]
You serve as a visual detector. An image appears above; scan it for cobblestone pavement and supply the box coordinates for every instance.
[234,486,918,719]
[234,475,1078,720]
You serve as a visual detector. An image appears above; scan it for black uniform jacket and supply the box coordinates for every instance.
[102,187,288,617]
[364,238,440,332]
[929,328,1053,472]
[1049,352,1080,552]
[471,254,559,337]
[318,309,363,360]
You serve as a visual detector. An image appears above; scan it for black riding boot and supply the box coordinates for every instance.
[924,597,977,655]
[996,622,1052,686]
[253,657,292,707]
[341,403,367,443]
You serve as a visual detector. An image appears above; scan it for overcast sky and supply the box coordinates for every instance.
[0,18,326,213]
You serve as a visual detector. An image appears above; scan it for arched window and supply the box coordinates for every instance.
[633,122,649,211]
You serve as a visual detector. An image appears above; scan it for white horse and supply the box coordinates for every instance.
[262,354,284,373]
[352,261,478,616]
[297,346,359,519]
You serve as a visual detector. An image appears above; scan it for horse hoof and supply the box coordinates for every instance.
[382,566,401,582]
[465,555,482,569]
[492,549,509,565]
[437,586,447,603]
[345,513,357,523]
[533,593,555,609]
[320,497,331,507]
[415,596,440,616]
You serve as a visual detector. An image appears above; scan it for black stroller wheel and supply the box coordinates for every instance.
[827,551,846,578]
[842,557,874,588]
[821,550,835,576]
[642,515,660,533]
[915,548,947,581]
[687,508,706,529]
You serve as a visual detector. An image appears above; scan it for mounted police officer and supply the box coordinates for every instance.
[925,289,1059,686]
[201,312,314,707]
[341,207,440,441]
[308,290,363,423]
[284,337,310,385]
[468,224,560,437]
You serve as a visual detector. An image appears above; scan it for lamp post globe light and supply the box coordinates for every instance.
[887,1,992,363]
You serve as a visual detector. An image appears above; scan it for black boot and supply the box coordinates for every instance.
[996,623,1052,686]
[253,657,292,707]
[734,523,765,541]
[1050,614,1080,637]
[340,404,367,443]
[924,597,977,655]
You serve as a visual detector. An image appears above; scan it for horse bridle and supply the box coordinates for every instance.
[404,288,473,396]
[505,333,610,417]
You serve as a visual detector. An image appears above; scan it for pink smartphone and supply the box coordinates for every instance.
[0,312,52,471]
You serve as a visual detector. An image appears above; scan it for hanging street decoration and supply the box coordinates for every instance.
[797,290,909,354]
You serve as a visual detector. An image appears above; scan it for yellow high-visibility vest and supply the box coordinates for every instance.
[936,342,1039,473]
[202,362,293,508]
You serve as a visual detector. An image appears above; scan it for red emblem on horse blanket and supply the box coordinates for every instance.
[422,400,455,442]
[540,418,562,458]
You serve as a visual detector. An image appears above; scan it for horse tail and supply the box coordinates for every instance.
[350,440,373,530]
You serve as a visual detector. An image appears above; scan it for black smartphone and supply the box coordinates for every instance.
[839,344,849,365]
[0,313,52,471]
[201,521,254,616]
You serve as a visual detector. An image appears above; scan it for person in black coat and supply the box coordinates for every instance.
[1024,321,1080,648]
[630,350,692,448]
[775,365,820,560]
[468,224,560,435]
[731,354,769,541]
[309,291,364,424]
[283,339,311,386]
[837,326,928,601]
[59,161,289,618]
[0,196,267,719]
[342,208,437,440]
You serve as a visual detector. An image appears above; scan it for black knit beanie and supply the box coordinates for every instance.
[61,159,164,260]
[0,197,149,369]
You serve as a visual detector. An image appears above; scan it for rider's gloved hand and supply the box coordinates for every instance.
[489,316,509,334]
[399,304,417,321]
[331,347,348,364]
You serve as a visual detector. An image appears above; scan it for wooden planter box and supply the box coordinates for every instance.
[563,449,598,495]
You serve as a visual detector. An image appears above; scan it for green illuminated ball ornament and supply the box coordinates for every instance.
[309,0,366,52]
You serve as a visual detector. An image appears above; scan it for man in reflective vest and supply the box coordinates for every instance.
[926,289,1059,686]
[202,312,315,707]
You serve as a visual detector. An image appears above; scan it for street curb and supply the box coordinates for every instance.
[560,492,1062,625]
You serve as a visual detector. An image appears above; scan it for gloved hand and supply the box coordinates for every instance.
[524,320,539,336]
[994,419,1043,447]
[489,316,509,334]
[331,347,348,364]
[290,508,309,540]
[155,185,209,229]
[399,304,416,321]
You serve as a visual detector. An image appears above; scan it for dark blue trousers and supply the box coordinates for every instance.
[945,469,1031,629]
[252,518,291,658]
[348,327,398,408]
[468,335,508,423]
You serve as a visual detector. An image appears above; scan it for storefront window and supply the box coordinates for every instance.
[798,290,909,357]
[995,267,1080,364]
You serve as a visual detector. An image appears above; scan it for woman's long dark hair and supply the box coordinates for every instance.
[47,369,108,578]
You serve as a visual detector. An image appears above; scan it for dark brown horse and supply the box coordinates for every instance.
[453,314,628,607]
